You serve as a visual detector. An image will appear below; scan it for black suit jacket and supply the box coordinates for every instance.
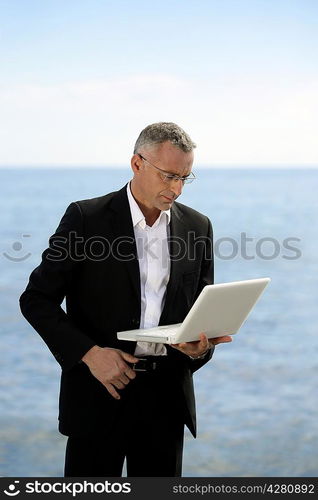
[20,184,214,437]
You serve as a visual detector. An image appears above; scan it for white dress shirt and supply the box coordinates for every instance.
[126,182,171,356]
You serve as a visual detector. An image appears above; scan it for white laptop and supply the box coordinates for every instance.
[117,277,270,344]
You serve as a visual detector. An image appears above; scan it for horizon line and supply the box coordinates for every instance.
[0,164,318,169]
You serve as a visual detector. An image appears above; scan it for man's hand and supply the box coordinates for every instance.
[171,333,232,359]
[81,346,140,400]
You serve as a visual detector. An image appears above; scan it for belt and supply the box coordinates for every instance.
[132,356,170,372]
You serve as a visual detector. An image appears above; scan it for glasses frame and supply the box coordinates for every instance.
[137,154,195,184]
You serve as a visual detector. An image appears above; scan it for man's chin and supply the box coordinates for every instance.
[160,199,174,209]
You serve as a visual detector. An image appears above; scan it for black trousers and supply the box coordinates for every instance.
[64,357,186,477]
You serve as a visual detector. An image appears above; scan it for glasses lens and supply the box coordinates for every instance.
[184,174,195,184]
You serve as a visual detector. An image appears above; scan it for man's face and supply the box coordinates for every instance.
[131,141,194,212]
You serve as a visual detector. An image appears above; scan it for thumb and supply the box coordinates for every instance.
[199,333,209,348]
[120,351,140,363]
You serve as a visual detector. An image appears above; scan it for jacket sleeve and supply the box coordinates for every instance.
[19,202,96,371]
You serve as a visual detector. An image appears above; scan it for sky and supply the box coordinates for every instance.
[0,0,317,167]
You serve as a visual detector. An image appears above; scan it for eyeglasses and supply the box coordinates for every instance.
[138,154,196,184]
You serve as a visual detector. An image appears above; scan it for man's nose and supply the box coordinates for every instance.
[170,179,184,197]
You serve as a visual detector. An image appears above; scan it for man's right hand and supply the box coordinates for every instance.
[81,345,140,400]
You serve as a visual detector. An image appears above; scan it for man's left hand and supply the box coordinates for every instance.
[171,333,232,359]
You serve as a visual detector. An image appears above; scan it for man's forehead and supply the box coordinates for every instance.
[148,142,193,175]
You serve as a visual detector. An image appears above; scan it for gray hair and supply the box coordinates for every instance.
[133,122,196,154]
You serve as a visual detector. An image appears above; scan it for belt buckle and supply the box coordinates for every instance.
[133,358,148,372]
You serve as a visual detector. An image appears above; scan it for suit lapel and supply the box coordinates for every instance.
[159,203,188,324]
[109,185,141,303]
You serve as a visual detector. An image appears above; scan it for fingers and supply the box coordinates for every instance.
[105,382,121,400]
[172,333,208,353]
[119,352,140,380]
[210,335,233,345]
[104,370,134,400]
[118,373,131,385]
[173,342,186,349]
[121,351,141,364]
[172,334,208,349]
[172,333,233,358]
[108,361,137,395]
[123,365,137,380]
[101,351,140,399]
[112,379,126,390]
[199,333,209,349]
[172,332,232,356]
[118,363,139,383]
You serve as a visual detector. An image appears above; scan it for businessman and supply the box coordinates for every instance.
[20,122,232,477]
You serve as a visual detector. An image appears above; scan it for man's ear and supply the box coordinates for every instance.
[131,154,142,175]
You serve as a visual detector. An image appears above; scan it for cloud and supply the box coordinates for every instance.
[0,74,317,166]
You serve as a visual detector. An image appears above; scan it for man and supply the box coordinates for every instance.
[20,122,231,477]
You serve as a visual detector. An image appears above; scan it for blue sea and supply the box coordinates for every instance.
[0,167,317,477]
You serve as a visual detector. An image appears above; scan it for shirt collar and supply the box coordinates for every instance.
[126,182,171,229]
